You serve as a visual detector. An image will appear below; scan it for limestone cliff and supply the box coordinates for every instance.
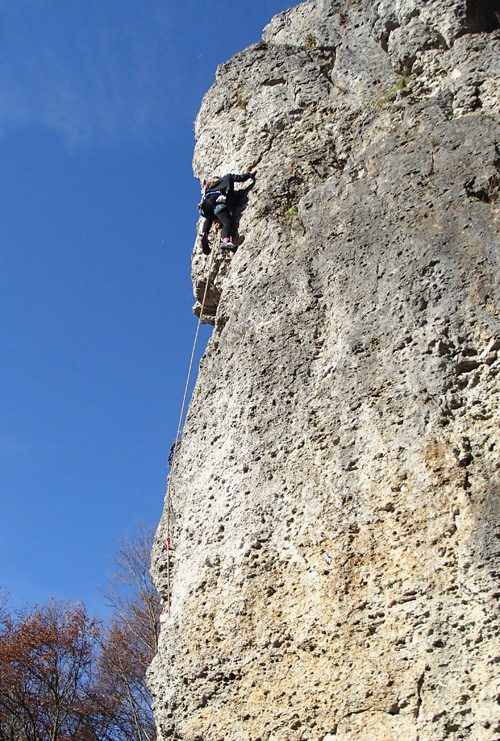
[149,1,500,739]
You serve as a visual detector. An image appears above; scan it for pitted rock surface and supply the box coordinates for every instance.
[150,1,500,739]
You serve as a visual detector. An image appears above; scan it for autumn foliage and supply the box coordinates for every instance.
[0,525,161,741]
[0,601,101,740]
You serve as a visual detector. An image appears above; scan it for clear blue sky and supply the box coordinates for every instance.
[0,0,291,615]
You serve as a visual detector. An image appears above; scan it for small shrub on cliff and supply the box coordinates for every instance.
[237,93,248,110]
[282,205,304,230]
[379,76,409,105]
[305,33,317,50]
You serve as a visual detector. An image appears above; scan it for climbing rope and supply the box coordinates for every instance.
[163,245,217,615]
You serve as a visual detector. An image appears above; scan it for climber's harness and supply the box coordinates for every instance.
[198,190,228,218]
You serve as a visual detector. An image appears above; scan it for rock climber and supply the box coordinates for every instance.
[198,171,256,255]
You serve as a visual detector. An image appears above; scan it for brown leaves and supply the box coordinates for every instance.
[0,600,100,740]
[0,524,161,741]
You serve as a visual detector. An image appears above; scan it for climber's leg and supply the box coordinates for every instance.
[200,216,213,255]
[215,206,232,241]
[201,233,211,255]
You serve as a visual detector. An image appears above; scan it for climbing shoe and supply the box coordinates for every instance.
[220,240,237,251]
[201,234,211,255]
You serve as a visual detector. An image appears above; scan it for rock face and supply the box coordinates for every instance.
[149,1,500,739]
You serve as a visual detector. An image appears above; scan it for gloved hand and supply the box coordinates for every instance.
[216,195,227,204]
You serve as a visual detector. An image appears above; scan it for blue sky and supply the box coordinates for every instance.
[0,0,291,615]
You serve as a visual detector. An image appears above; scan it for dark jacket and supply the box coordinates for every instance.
[202,173,254,213]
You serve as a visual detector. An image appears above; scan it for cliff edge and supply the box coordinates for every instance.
[150,1,500,739]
